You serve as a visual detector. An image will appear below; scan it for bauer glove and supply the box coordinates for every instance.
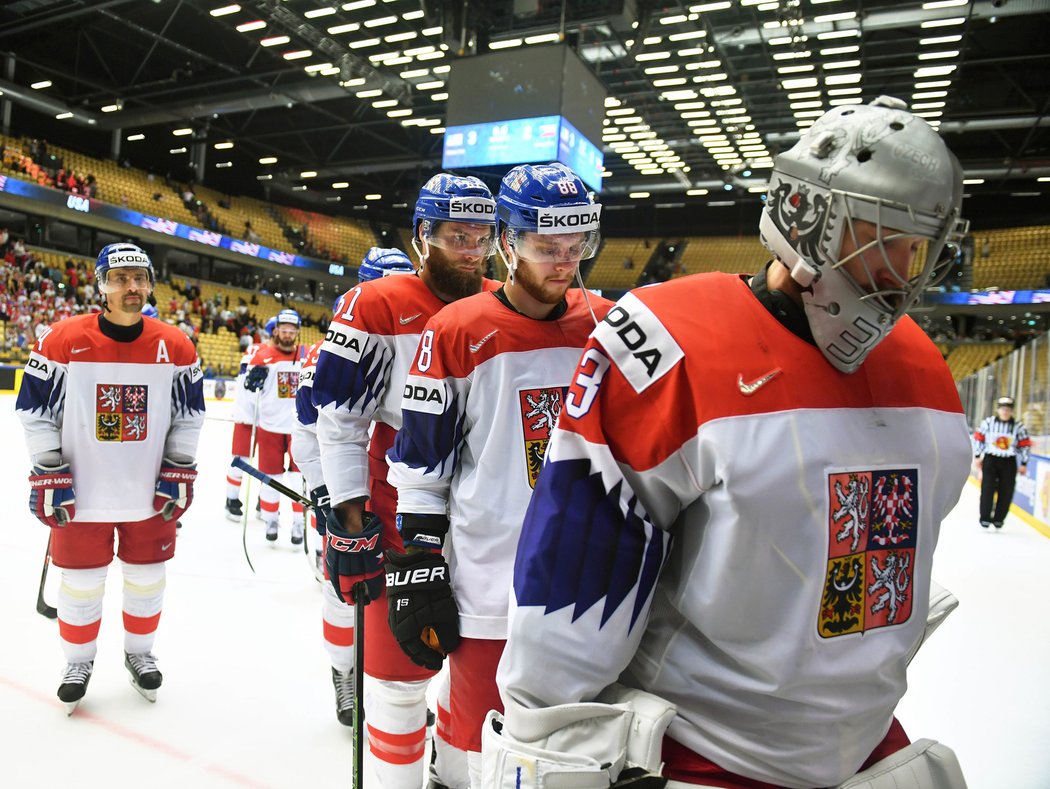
[385,549,460,670]
[28,464,76,528]
[325,510,384,605]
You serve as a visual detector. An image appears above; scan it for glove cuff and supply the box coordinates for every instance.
[396,512,449,552]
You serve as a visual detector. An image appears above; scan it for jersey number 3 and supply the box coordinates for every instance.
[565,348,610,419]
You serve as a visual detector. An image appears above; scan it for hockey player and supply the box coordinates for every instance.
[313,174,499,789]
[487,97,972,789]
[291,247,414,726]
[17,242,204,712]
[243,308,305,543]
[385,163,611,788]
[974,395,1031,529]
[224,326,267,520]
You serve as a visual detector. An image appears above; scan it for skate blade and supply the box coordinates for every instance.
[129,677,158,703]
[225,512,242,522]
[64,700,81,716]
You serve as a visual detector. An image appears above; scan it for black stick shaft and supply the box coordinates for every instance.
[352,582,366,788]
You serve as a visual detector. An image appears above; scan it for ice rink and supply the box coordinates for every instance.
[2,393,1048,789]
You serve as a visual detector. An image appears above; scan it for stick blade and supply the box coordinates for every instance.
[37,599,58,619]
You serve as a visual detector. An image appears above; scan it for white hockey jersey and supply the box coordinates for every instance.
[387,288,612,639]
[248,343,303,435]
[232,342,262,425]
[497,274,972,788]
[312,273,498,506]
[291,339,324,492]
[17,313,205,523]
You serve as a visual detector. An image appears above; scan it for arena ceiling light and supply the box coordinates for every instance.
[101,104,120,112]
[31,80,51,89]
[921,17,965,27]
[668,30,706,41]
[260,36,290,47]
[214,141,234,149]
[690,2,731,12]
[300,171,318,178]
[236,20,266,32]
[349,38,380,49]
[342,0,375,9]
[127,134,145,141]
[304,7,337,18]
[172,128,193,136]
[332,182,350,188]
[363,16,397,28]
[385,32,417,43]
[283,50,312,60]
[327,23,360,34]
[210,5,240,17]
[258,156,277,164]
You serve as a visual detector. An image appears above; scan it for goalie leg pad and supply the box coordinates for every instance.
[836,739,967,789]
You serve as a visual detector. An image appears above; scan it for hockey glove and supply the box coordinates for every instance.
[325,510,384,605]
[153,461,198,521]
[310,484,331,537]
[28,464,76,528]
[243,365,268,392]
[386,550,460,670]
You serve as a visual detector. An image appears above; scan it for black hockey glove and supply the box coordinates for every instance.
[325,510,384,605]
[385,550,460,670]
[385,512,458,670]
[310,484,330,537]
[610,768,668,788]
[243,365,268,392]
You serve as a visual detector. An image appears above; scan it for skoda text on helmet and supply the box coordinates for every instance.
[495,162,602,283]
[357,247,415,283]
[95,242,155,311]
[759,95,968,374]
[411,173,496,267]
[275,309,301,328]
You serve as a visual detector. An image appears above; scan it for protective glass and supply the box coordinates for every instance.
[424,227,497,258]
[510,229,601,265]
[100,269,151,293]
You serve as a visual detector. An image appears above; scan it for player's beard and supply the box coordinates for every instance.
[275,334,298,352]
[514,259,575,306]
[425,245,485,302]
[119,293,145,314]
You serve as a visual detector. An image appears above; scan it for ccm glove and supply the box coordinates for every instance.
[310,485,331,537]
[385,549,460,670]
[325,510,384,605]
[243,365,268,392]
[153,461,198,521]
[28,464,76,528]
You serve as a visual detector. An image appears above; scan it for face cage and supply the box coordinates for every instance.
[823,189,968,321]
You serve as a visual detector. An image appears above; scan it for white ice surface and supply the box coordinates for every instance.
[1,395,1048,788]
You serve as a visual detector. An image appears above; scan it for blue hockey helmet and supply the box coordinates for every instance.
[358,247,415,282]
[95,242,154,286]
[142,303,159,319]
[275,308,301,328]
[264,315,278,335]
[412,173,496,239]
[496,164,602,274]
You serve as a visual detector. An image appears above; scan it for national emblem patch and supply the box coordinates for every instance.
[818,468,918,638]
[95,383,149,442]
[518,386,567,489]
[276,370,299,398]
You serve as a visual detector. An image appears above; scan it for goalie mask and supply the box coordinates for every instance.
[759,96,967,373]
[495,163,601,282]
[412,173,497,267]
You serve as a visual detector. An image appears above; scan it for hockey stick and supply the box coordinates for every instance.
[241,389,261,574]
[36,533,58,619]
[352,581,366,789]
[232,456,316,561]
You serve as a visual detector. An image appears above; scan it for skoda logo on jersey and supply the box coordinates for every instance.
[448,196,496,220]
[536,204,601,234]
[107,252,151,267]
[402,374,446,415]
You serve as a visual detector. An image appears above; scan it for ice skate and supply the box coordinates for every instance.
[265,520,279,542]
[291,521,304,546]
[57,661,93,715]
[125,651,163,703]
[225,497,243,522]
[331,666,355,726]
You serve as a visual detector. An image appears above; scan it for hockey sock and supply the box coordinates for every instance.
[58,566,108,664]
[122,561,165,655]
[259,485,280,522]
[226,458,244,500]
[364,675,430,789]
[322,581,355,670]
[285,471,304,524]
[431,671,469,789]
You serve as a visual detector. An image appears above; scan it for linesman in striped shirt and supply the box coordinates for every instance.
[974,395,1031,529]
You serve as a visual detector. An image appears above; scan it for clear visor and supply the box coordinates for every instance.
[99,267,152,294]
[830,190,967,318]
[423,226,497,258]
[507,229,601,265]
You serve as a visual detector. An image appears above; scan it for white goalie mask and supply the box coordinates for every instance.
[759,96,968,373]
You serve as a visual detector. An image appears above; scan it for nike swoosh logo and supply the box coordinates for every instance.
[161,543,173,551]
[399,313,422,325]
[738,368,782,395]
[469,329,499,353]
[71,347,91,354]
